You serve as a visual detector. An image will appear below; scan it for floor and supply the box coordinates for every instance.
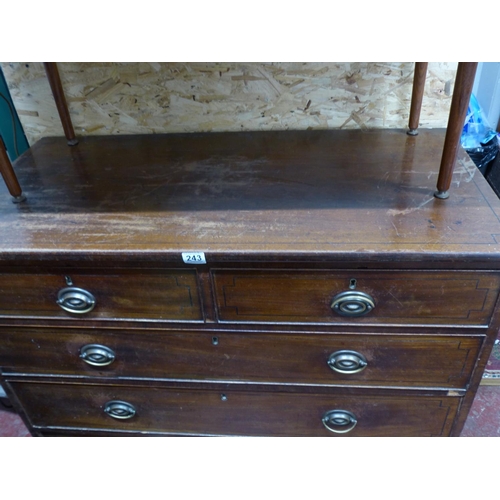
[459,385,500,436]
[0,405,31,437]
[1,384,499,437]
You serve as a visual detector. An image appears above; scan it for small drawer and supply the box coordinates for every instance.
[0,328,483,390]
[0,270,202,322]
[9,381,460,436]
[213,270,500,326]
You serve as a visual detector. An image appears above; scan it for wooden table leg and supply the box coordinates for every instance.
[44,62,78,146]
[0,137,25,202]
[435,62,478,199]
[407,62,428,135]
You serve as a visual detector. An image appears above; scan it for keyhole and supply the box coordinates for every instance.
[212,336,219,346]
[65,276,73,286]
[349,279,357,290]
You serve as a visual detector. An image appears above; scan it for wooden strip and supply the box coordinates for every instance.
[435,62,478,199]
[480,377,500,385]
[0,136,24,201]
[43,62,78,146]
[407,62,428,135]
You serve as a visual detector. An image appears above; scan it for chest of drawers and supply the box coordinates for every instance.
[1,129,500,436]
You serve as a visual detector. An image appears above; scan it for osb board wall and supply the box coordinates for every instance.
[1,62,458,145]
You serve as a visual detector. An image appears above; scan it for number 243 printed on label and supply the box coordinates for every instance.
[182,252,207,264]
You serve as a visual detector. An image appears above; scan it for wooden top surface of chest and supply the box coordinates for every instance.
[1,128,499,267]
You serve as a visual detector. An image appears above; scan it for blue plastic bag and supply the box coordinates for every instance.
[461,94,499,173]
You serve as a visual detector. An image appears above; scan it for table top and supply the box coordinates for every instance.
[1,128,500,267]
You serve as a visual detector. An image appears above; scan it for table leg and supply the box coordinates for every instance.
[435,62,478,199]
[44,63,78,146]
[407,62,428,135]
[0,137,25,202]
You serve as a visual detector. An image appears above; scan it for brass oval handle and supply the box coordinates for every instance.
[331,291,375,317]
[104,400,136,420]
[322,410,357,434]
[56,287,96,314]
[80,344,115,367]
[328,350,367,374]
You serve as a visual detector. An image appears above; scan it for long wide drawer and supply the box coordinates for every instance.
[0,328,483,389]
[9,381,460,436]
[213,270,500,326]
[0,270,202,322]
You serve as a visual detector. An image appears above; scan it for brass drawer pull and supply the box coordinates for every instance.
[56,287,96,314]
[80,344,115,367]
[331,291,375,317]
[322,410,357,434]
[104,400,136,420]
[328,350,367,374]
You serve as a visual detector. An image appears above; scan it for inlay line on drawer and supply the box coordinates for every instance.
[212,270,500,326]
[0,328,483,389]
[0,270,203,322]
[9,381,461,437]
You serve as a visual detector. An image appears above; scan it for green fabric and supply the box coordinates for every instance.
[0,67,29,161]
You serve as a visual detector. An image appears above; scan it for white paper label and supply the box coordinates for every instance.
[182,252,206,264]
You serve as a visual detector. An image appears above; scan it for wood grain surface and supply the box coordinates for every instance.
[214,270,500,326]
[1,63,458,144]
[9,380,460,436]
[1,129,500,262]
[0,328,483,389]
[0,271,202,321]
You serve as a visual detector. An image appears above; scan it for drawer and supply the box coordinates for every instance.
[9,381,460,436]
[0,270,202,322]
[0,328,482,389]
[213,270,500,326]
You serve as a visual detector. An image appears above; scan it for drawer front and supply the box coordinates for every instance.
[0,271,202,322]
[10,381,460,436]
[213,270,500,326]
[0,328,482,389]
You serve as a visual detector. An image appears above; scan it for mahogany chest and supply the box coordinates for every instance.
[1,129,499,436]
